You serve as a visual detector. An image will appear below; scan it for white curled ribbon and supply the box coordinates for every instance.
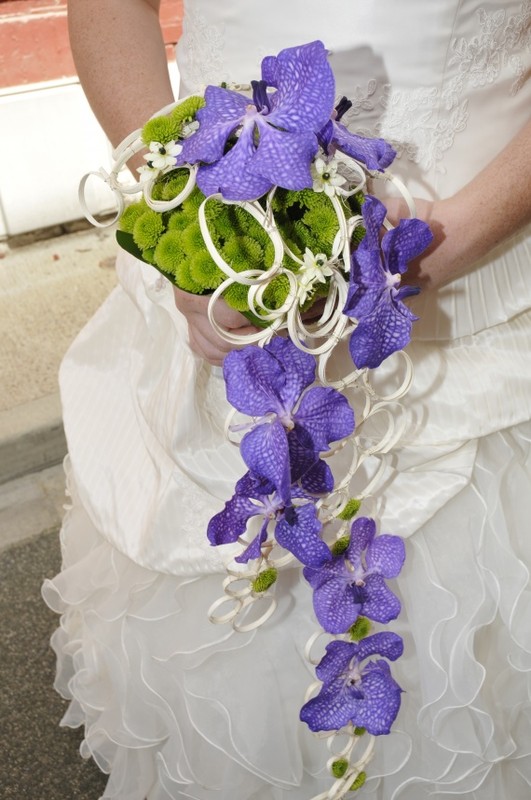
[77,94,207,227]
[208,565,279,632]
[142,164,198,211]
[208,590,278,633]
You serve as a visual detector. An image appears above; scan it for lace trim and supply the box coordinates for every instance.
[343,2,531,172]
[448,2,531,97]
[180,8,227,90]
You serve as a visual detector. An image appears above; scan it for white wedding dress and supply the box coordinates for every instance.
[42,1,531,798]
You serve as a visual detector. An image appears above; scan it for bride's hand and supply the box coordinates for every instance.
[173,288,260,367]
[383,196,452,292]
[174,288,327,367]
[383,120,531,292]
[384,194,496,292]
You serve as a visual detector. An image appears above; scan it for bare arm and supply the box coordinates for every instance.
[68,0,256,365]
[393,118,531,290]
[68,0,174,147]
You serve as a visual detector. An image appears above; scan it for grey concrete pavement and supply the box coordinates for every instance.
[0,462,66,550]
[0,224,117,491]
[0,527,108,799]
[0,223,120,800]
[0,225,119,795]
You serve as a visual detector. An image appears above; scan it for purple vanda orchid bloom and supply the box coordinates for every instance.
[207,471,331,567]
[344,195,433,369]
[223,338,355,502]
[318,96,396,172]
[304,517,405,634]
[300,633,404,735]
[177,41,336,201]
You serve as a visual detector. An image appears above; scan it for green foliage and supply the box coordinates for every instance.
[142,247,156,265]
[181,222,205,256]
[351,223,366,248]
[271,187,313,213]
[132,210,164,250]
[251,568,278,593]
[262,274,291,310]
[262,239,276,270]
[222,236,263,271]
[331,535,351,557]
[173,259,204,295]
[349,617,372,642]
[204,197,227,223]
[232,206,267,238]
[169,95,205,127]
[293,219,322,255]
[303,204,339,251]
[348,191,365,216]
[331,759,349,779]
[294,188,325,210]
[181,186,206,217]
[167,211,191,234]
[142,116,182,147]
[157,169,190,201]
[223,280,250,312]
[272,187,338,258]
[347,191,367,249]
[150,181,166,201]
[141,96,205,146]
[212,206,240,240]
[118,200,149,233]
[153,231,185,276]
[354,726,366,737]
[123,186,280,302]
[115,230,144,262]
[336,498,361,521]
[189,250,225,290]
[350,772,367,791]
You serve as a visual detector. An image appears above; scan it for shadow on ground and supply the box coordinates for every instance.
[0,531,107,799]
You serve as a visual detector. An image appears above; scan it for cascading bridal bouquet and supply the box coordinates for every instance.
[82,40,433,799]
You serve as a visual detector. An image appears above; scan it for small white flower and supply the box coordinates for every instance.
[143,140,183,170]
[137,162,160,183]
[297,248,334,304]
[311,157,346,197]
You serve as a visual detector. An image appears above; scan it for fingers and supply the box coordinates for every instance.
[173,287,249,329]
[173,286,259,366]
[187,327,227,367]
[188,323,260,366]
[209,297,251,330]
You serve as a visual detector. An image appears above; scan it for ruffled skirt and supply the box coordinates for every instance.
[43,420,531,799]
[42,251,531,798]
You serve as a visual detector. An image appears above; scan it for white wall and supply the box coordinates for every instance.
[0,64,180,237]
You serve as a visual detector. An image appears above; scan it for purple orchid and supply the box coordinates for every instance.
[343,195,433,369]
[318,96,396,172]
[223,338,355,502]
[178,41,335,201]
[299,633,403,735]
[304,517,405,634]
[207,471,331,567]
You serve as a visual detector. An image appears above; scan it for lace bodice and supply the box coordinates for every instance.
[176,0,531,339]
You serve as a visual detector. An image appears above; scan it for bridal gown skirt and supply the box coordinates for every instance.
[42,253,531,800]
